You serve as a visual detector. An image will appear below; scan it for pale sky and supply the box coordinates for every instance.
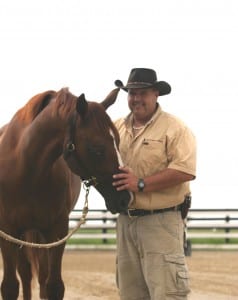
[0,0,237,209]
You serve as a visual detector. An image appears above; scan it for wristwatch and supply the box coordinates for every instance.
[137,178,145,192]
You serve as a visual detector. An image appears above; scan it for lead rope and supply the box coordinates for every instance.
[0,185,90,249]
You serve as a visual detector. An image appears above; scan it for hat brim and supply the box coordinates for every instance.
[114,80,171,96]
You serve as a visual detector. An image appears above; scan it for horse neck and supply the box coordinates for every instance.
[28,126,64,169]
[10,110,66,181]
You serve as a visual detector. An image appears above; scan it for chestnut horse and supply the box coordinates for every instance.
[0,88,131,300]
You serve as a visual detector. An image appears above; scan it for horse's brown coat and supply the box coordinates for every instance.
[0,88,130,299]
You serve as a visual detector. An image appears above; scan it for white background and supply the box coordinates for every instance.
[0,0,237,209]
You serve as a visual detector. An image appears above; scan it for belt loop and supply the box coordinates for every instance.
[127,208,136,218]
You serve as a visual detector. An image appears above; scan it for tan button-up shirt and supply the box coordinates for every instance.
[114,105,196,210]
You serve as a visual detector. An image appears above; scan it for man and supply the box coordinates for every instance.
[112,68,196,300]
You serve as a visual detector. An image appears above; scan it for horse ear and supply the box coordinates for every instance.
[101,88,120,110]
[76,93,88,117]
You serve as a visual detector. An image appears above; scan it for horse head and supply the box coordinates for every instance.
[63,88,132,214]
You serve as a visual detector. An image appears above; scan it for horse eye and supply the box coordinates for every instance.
[88,145,105,157]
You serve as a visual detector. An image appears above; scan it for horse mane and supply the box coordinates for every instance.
[16,90,56,124]
[0,90,57,151]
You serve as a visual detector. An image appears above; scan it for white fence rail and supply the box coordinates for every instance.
[67,209,238,251]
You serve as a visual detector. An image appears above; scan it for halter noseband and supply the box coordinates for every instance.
[63,112,98,187]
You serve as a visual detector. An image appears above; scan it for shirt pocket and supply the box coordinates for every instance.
[139,138,168,174]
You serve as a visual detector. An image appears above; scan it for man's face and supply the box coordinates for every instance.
[127,88,159,121]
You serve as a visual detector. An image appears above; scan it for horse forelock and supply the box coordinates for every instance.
[58,87,70,95]
[55,87,78,117]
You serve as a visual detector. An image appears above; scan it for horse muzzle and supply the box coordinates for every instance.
[94,183,132,214]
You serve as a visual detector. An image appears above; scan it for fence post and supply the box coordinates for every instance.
[225,215,230,243]
[102,210,107,244]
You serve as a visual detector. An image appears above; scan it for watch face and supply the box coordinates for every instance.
[139,181,144,188]
[138,179,145,191]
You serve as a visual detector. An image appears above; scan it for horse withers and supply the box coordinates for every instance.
[0,88,131,300]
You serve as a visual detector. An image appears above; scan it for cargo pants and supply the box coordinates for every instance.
[116,211,190,300]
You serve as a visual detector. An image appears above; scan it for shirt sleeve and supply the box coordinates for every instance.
[167,125,197,177]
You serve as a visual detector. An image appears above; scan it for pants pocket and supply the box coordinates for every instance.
[164,254,190,296]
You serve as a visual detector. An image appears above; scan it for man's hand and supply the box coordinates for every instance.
[113,166,138,192]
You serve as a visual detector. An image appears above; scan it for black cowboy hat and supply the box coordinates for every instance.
[114,68,171,96]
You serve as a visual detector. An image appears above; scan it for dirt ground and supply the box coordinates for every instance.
[0,250,238,299]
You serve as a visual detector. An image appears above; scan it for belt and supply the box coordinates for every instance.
[122,205,181,217]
